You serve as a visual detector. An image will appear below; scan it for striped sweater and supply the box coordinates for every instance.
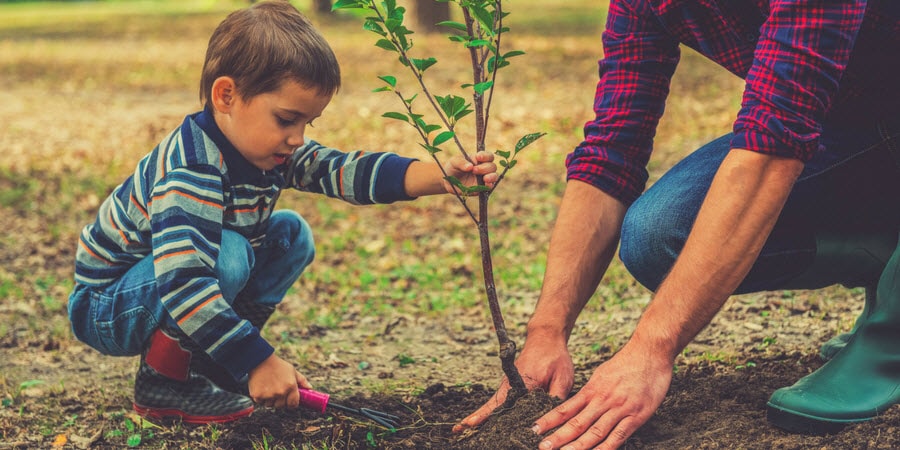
[75,109,415,379]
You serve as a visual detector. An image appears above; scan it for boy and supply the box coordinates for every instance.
[67,0,497,424]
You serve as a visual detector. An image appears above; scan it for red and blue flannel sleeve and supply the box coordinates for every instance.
[732,0,867,161]
[566,0,681,206]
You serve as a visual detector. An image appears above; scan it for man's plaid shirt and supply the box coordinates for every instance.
[568,0,900,205]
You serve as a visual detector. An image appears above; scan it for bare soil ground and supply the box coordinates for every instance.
[4,281,899,449]
[1,2,898,449]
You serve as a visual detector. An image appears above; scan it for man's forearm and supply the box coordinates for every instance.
[528,180,628,340]
[630,149,804,360]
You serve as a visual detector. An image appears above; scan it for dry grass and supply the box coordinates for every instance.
[0,0,767,358]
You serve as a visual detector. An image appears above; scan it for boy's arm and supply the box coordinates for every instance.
[286,140,496,202]
[403,153,498,197]
[286,140,415,204]
[403,161,445,196]
[149,166,273,380]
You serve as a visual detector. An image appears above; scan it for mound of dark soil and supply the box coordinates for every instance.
[213,353,900,449]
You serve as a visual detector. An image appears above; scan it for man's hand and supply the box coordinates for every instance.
[532,342,672,449]
[453,332,575,432]
[248,354,311,409]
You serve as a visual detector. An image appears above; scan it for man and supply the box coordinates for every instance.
[455,1,900,448]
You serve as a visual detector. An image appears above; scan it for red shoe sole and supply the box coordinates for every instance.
[133,403,254,424]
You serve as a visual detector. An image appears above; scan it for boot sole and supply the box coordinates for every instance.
[766,402,870,435]
[133,402,254,425]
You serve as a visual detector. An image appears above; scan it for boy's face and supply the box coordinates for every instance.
[215,79,332,171]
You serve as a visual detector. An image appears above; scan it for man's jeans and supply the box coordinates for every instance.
[620,115,900,294]
[68,210,315,356]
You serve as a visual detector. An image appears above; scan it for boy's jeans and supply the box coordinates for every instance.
[620,115,900,293]
[68,210,315,357]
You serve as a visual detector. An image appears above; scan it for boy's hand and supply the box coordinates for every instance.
[443,151,498,195]
[248,354,312,409]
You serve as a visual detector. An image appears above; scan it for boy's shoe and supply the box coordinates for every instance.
[133,328,254,424]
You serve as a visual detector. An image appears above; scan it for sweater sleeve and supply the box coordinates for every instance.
[149,165,273,380]
[284,139,416,204]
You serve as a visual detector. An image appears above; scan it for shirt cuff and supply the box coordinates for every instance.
[374,155,417,203]
[216,328,275,381]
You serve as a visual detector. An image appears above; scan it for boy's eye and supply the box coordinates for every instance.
[276,116,296,127]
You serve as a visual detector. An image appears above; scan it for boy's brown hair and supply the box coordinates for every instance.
[199,0,341,106]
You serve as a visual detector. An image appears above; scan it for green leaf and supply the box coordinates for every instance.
[437,20,468,32]
[470,6,495,33]
[488,56,508,72]
[495,150,511,159]
[467,185,491,193]
[444,176,465,191]
[455,107,474,121]
[389,6,406,21]
[127,434,142,447]
[363,20,386,36]
[411,57,437,72]
[419,143,442,155]
[466,39,491,48]
[422,124,441,134]
[374,39,397,52]
[503,50,526,58]
[384,18,403,33]
[433,131,455,146]
[382,112,409,123]
[377,75,397,87]
[332,0,364,11]
[382,0,397,15]
[473,81,493,94]
[372,86,391,93]
[515,132,547,152]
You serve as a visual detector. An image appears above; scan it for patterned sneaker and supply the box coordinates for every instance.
[133,328,254,424]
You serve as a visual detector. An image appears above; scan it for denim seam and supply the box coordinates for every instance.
[796,127,897,183]
[877,119,900,169]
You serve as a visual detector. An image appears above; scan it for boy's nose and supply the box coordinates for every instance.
[286,128,305,147]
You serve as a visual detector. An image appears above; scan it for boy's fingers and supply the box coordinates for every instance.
[476,151,494,162]
[474,162,498,174]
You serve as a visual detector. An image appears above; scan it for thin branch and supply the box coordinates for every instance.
[389,90,479,223]
[371,6,474,163]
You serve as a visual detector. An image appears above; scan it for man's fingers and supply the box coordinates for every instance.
[532,390,595,435]
[453,394,503,431]
[452,384,509,433]
[557,415,640,450]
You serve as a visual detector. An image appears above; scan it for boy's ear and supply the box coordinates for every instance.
[210,76,238,113]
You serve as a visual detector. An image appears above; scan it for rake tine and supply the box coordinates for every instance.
[359,407,400,429]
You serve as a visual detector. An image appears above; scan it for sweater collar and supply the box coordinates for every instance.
[193,106,267,184]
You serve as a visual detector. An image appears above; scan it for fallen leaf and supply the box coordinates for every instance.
[52,434,67,447]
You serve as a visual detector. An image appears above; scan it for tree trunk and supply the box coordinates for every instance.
[414,0,451,34]
[312,0,333,15]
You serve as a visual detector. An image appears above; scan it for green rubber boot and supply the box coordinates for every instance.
[818,285,873,361]
[781,232,895,360]
[766,232,900,434]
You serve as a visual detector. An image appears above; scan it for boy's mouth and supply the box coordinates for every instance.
[273,154,289,165]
